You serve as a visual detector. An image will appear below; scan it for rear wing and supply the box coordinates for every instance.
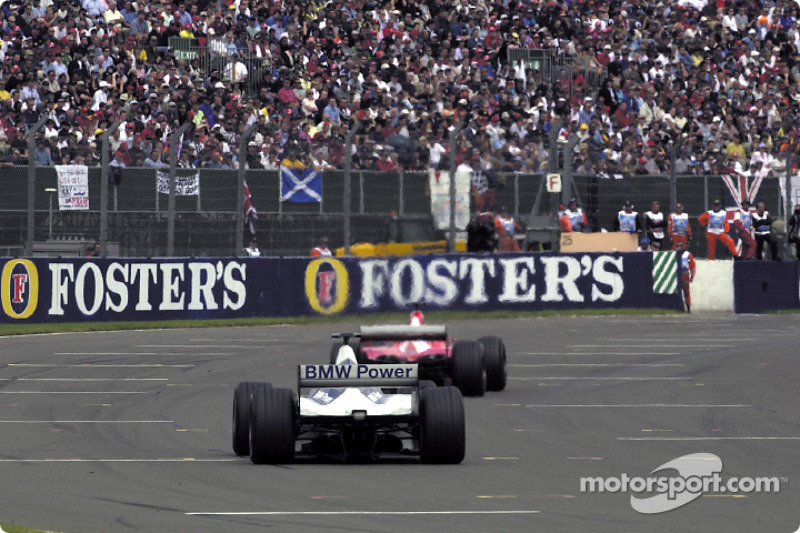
[298,364,419,388]
[359,325,447,341]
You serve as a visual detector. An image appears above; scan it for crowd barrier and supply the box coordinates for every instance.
[2,254,796,323]
[733,261,800,314]
[0,252,685,323]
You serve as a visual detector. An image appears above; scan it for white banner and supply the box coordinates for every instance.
[55,165,89,210]
[429,169,471,231]
[157,171,200,196]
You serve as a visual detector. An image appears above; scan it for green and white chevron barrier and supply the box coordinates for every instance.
[652,251,678,294]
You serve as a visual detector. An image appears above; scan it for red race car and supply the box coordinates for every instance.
[330,308,507,397]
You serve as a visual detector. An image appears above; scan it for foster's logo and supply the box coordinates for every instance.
[304,258,349,315]
[1,259,39,319]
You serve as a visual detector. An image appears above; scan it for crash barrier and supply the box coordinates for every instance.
[1,252,683,324]
[733,261,800,314]
[692,261,735,313]
[689,260,800,314]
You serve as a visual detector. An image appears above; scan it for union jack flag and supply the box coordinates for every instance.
[721,172,764,214]
[243,180,257,236]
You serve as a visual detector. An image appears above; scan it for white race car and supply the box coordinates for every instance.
[232,335,466,464]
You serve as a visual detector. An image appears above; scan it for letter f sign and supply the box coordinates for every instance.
[546,173,562,193]
[12,273,28,303]
[317,271,335,305]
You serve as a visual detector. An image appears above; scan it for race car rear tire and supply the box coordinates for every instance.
[419,386,465,464]
[249,387,295,464]
[419,380,436,390]
[450,341,486,397]
[232,382,271,456]
[329,339,362,364]
[478,336,507,391]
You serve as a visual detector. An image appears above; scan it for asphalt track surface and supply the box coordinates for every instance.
[0,314,798,533]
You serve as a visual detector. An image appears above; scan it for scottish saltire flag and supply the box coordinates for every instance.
[243,180,257,235]
[281,166,322,202]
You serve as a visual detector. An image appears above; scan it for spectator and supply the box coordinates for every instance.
[644,201,667,250]
[0,0,791,184]
[752,202,781,261]
[311,236,332,257]
[787,205,800,262]
[34,139,54,166]
[699,200,738,261]
[675,240,696,313]
[613,201,641,235]
[560,197,588,233]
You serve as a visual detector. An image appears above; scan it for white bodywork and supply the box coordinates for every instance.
[299,345,415,417]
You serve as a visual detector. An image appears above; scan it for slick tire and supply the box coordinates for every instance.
[419,386,466,464]
[450,340,486,397]
[477,336,507,391]
[249,387,295,464]
[232,382,271,456]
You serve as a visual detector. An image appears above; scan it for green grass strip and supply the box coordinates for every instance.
[0,308,679,337]
[1,524,70,533]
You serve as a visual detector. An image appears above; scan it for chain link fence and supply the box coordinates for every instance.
[0,161,791,259]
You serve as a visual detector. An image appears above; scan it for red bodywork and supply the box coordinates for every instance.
[360,310,451,363]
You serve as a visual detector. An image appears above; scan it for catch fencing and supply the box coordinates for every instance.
[0,164,789,259]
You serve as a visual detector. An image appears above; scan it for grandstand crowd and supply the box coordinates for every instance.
[1,0,799,178]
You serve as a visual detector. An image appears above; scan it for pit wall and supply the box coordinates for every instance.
[0,253,684,324]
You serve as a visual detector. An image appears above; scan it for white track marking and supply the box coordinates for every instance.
[0,391,152,395]
[510,377,691,381]
[510,364,684,368]
[0,378,168,382]
[0,458,237,462]
[519,352,684,356]
[8,364,193,368]
[619,436,800,441]
[567,344,734,348]
[186,510,541,516]
[591,337,754,342]
[189,339,287,343]
[0,420,173,423]
[137,344,250,348]
[55,352,233,356]
[526,404,751,408]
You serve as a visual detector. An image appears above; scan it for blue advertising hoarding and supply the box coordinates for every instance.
[732,261,800,314]
[1,253,681,324]
[288,252,682,316]
[0,258,279,323]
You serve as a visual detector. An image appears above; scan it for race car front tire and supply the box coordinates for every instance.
[450,340,486,397]
[477,336,507,391]
[419,386,465,464]
[249,386,295,464]
[232,382,271,456]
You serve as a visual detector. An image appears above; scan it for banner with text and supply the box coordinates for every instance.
[1,253,682,323]
[157,171,201,196]
[291,252,682,317]
[0,258,278,323]
[56,165,89,210]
